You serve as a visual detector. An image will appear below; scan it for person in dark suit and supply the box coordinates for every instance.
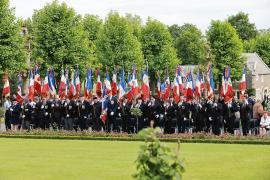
[10,99,22,131]
[107,94,117,132]
[22,99,32,131]
[92,96,102,131]
[240,94,252,136]
[78,96,91,131]
[51,97,62,130]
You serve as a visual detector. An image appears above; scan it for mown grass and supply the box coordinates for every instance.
[0,138,269,180]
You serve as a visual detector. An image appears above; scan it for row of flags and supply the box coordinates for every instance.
[2,65,247,103]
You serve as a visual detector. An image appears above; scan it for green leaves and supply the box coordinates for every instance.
[228,12,258,41]
[32,0,90,77]
[207,20,244,80]
[0,0,26,75]
[96,12,143,73]
[140,19,179,84]
[134,128,185,180]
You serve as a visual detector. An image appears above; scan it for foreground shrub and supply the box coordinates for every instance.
[134,128,185,180]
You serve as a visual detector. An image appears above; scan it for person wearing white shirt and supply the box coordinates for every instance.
[260,111,270,135]
[3,97,11,130]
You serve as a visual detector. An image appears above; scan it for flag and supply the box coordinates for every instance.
[105,70,111,95]
[48,68,56,97]
[101,86,108,124]
[75,68,81,97]
[96,69,102,98]
[186,72,193,101]
[240,66,247,95]
[126,72,133,102]
[163,67,170,101]
[141,65,150,101]
[207,66,215,99]
[28,70,34,102]
[84,69,93,99]
[156,73,161,100]
[34,64,41,95]
[177,66,184,94]
[118,68,127,100]
[131,66,140,100]
[200,73,205,91]
[220,70,225,97]
[41,70,49,98]
[69,70,76,98]
[59,67,67,99]
[224,67,234,102]
[195,68,201,97]
[16,73,24,104]
[172,67,180,103]
[2,71,10,98]
[111,70,118,96]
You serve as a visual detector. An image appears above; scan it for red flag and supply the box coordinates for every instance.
[156,74,161,100]
[141,66,150,101]
[185,72,193,102]
[111,70,118,96]
[34,64,41,95]
[240,66,247,95]
[16,73,24,104]
[2,71,10,98]
[172,68,180,103]
[59,68,67,99]
[96,69,102,98]
[163,67,170,101]
[28,70,34,102]
[41,71,49,98]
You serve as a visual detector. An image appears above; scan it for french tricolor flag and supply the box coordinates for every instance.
[69,71,76,98]
[172,67,180,103]
[111,70,118,97]
[156,73,161,100]
[75,68,81,97]
[195,68,201,97]
[185,72,193,102]
[2,71,10,98]
[240,66,247,95]
[163,67,170,101]
[34,64,41,95]
[96,69,102,98]
[16,73,24,104]
[42,70,49,98]
[59,68,67,99]
[141,65,150,101]
[118,68,127,100]
[48,68,56,97]
[131,67,140,100]
[28,70,35,102]
[105,70,111,95]
[84,69,93,99]
[207,66,215,99]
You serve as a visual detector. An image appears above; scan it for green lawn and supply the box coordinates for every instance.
[0,138,269,180]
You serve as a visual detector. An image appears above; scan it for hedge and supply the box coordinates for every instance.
[0,132,270,145]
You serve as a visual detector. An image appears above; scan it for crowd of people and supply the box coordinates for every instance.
[2,92,270,136]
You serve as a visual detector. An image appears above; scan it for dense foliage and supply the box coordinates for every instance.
[207,20,244,80]
[32,0,90,76]
[228,12,258,41]
[134,128,185,180]
[0,0,26,76]
[96,12,143,73]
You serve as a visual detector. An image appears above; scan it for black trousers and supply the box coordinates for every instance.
[5,111,11,130]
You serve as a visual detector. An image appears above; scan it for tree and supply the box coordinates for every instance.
[96,12,143,73]
[228,12,258,41]
[0,0,26,76]
[140,19,179,81]
[32,0,90,77]
[174,24,206,65]
[168,24,182,46]
[207,20,244,80]
[125,13,142,39]
[83,14,103,69]
[244,33,270,66]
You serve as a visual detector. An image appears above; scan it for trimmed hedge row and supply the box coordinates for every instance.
[1,134,270,145]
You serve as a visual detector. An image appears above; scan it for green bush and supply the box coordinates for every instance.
[133,128,185,180]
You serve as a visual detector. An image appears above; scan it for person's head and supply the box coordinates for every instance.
[263,111,268,118]
[137,98,142,104]
[93,96,98,103]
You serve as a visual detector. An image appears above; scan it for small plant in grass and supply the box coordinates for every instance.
[133,127,185,180]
